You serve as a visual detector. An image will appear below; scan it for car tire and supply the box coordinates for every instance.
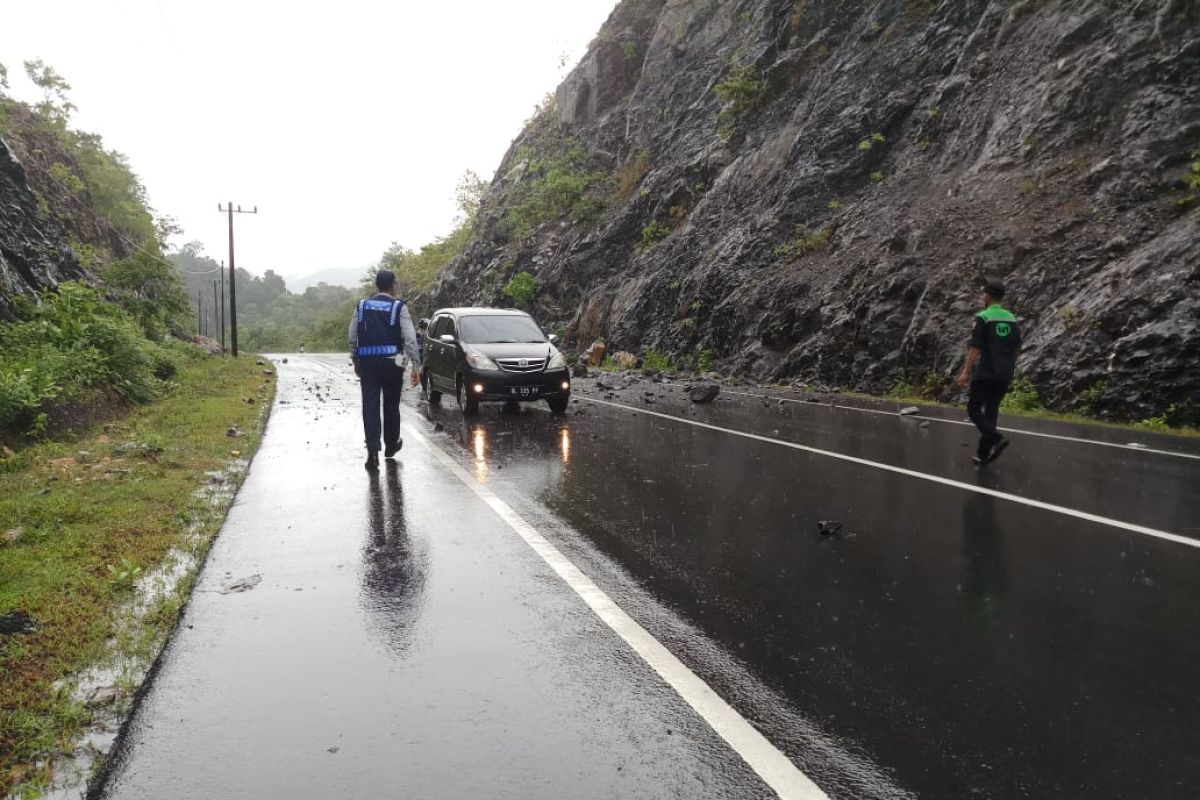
[547,395,569,414]
[457,377,479,416]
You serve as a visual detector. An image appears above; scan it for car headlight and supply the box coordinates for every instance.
[547,348,566,370]
[464,350,500,371]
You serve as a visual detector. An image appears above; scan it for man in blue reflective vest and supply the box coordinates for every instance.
[348,271,422,471]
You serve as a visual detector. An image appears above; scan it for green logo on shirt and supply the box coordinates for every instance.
[996,322,1011,337]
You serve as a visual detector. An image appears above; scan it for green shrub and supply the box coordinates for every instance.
[1001,376,1042,412]
[500,124,607,239]
[714,65,764,140]
[1179,146,1200,207]
[504,271,537,307]
[617,149,651,200]
[1057,305,1081,331]
[151,348,180,380]
[643,348,672,371]
[857,133,886,152]
[772,225,832,259]
[699,349,714,371]
[887,371,946,400]
[0,283,170,436]
[104,251,189,338]
[1137,404,1177,431]
[641,219,671,247]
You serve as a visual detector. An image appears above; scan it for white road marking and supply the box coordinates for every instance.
[659,383,1200,462]
[404,422,829,800]
[578,397,1200,550]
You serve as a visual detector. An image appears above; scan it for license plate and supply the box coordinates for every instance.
[509,386,539,398]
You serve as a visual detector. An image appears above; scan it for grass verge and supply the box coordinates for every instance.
[859,387,1199,438]
[0,348,274,795]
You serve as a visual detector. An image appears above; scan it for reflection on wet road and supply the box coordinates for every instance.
[415,368,1200,798]
[362,463,428,655]
[97,354,1200,799]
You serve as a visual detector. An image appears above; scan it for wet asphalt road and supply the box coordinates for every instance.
[96,354,1200,799]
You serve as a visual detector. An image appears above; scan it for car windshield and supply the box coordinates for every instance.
[459,315,546,344]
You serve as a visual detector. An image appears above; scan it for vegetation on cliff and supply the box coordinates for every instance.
[0,60,193,442]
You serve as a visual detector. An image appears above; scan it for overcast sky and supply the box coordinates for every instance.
[1,0,618,284]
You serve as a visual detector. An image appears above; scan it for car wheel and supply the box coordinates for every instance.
[547,395,569,414]
[457,377,479,416]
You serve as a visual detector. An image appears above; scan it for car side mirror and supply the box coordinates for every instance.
[548,334,559,344]
[439,334,456,344]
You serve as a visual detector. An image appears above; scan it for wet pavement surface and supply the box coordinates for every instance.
[95,355,1200,799]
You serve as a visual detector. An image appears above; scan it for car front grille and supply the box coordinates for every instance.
[496,357,546,373]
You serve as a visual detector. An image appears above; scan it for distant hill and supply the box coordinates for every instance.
[282,266,365,293]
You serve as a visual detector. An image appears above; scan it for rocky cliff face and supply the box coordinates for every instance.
[0,137,86,319]
[431,0,1199,424]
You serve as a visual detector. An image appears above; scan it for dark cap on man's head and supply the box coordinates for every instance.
[981,278,1006,299]
[375,270,396,291]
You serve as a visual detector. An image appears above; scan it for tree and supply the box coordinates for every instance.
[104,252,189,338]
[455,170,489,225]
[0,61,9,91]
[23,58,75,120]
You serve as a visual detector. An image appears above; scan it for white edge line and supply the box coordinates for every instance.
[404,422,829,800]
[578,397,1200,550]
[657,383,1200,462]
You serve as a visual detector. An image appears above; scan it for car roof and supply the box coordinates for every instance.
[433,307,532,317]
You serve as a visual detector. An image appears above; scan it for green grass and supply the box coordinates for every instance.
[0,349,272,794]
[772,225,832,260]
[642,349,672,372]
[865,386,1198,437]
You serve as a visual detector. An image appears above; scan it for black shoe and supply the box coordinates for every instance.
[384,440,402,458]
[972,454,985,467]
[985,436,1009,464]
[365,452,379,471]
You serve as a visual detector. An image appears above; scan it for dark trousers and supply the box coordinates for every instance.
[359,358,404,452]
[967,379,1008,458]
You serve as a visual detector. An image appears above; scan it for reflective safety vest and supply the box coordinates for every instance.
[355,298,404,358]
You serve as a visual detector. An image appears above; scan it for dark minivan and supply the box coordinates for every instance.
[423,308,571,415]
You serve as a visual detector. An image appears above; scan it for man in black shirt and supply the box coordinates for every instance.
[956,279,1022,466]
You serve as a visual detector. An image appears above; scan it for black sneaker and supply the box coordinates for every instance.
[365,452,380,471]
[972,454,985,467]
[985,436,1010,464]
[384,440,402,458]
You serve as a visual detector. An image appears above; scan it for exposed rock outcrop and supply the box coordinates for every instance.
[0,135,88,318]
[432,0,1200,424]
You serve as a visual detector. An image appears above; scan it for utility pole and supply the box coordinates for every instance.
[197,291,203,337]
[218,202,258,357]
[212,279,219,344]
[219,261,226,352]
